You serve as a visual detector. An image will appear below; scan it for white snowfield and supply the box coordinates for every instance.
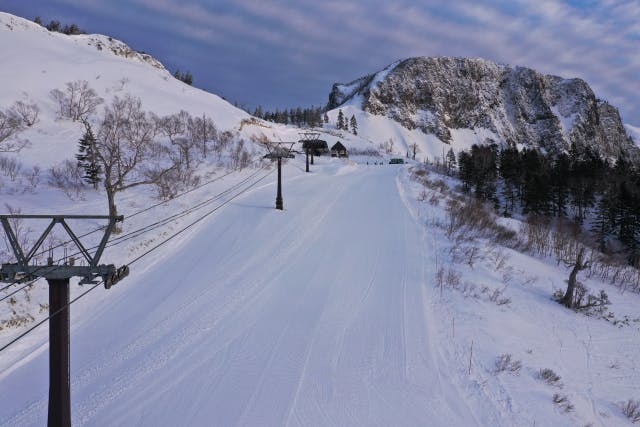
[1,159,639,427]
[0,163,494,426]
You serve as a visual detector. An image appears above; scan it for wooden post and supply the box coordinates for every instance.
[48,278,71,427]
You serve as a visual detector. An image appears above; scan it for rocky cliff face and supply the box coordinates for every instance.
[329,57,637,161]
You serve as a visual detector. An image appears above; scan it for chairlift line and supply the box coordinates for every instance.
[0,158,266,297]
[0,166,274,353]
[0,166,266,301]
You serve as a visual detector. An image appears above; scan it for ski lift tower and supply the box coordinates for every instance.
[263,142,295,210]
[299,131,326,172]
[0,214,129,427]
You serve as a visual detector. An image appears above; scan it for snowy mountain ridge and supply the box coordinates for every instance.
[329,57,638,162]
[1,12,166,72]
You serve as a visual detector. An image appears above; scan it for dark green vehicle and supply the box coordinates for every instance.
[389,158,405,164]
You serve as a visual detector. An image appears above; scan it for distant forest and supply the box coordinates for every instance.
[456,144,640,264]
[250,106,328,128]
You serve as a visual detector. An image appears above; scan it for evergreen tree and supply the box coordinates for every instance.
[592,184,617,251]
[76,121,101,189]
[323,112,329,124]
[183,71,193,85]
[350,114,358,135]
[457,151,474,192]
[470,144,499,206]
[445,148,456,172]
[34,16,43,26]
[47,20,61,32]
[521,149,551,215]
[337,109,345,130]
[498,146,524,216]
[550,153,570,217]
[173,70,193,85]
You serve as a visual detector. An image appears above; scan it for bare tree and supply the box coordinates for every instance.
[157,111,198,174]
[48,159,85,200]
[409,142,420,160]
[10,101,40,127]
[156,111,188,143]
[95,95,174,217]
[188,114,217,159]
[559,247,589,308]
[50,80,103,121]
[0,157,22,181]
[230,139,251,169]
[0,110,27,152]
[1,204,33,264]
[215,130,235,159]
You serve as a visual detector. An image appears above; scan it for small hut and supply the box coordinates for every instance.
[330,141,348,158]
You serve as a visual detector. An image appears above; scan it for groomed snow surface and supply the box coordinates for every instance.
[0,157,639,426]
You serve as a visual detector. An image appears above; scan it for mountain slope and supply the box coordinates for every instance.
[329,57,638,161]
[0,12,251,166]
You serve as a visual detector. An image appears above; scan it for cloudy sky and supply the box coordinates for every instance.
[3,0,638,124]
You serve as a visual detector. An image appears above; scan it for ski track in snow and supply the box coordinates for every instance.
[0,163,500,426]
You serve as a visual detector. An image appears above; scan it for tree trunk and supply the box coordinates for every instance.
[105,186,117,218]
[560,247,585,308]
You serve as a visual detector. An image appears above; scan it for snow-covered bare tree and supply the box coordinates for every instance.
[0,109,27,152]
[157,111,220,184]
[188,114,217,159]
[409,142,420,160]
[50,80,104,121]
[96,94,174,217]
[10,101,39,127]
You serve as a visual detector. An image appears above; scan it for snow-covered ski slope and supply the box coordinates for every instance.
[0,161,498,426]
[2,157,640,426]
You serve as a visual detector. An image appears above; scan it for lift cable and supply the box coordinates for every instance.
[0,161,266,297]
[0,166,269,303]
[0,167,274,353]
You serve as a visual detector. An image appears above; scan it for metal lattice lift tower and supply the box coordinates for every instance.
[0,215,129,427]
[264,142,295,210]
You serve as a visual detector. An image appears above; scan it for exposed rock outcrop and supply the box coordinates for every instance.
[329,57,637,161]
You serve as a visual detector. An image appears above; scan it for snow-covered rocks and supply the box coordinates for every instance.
[329,57,638,162]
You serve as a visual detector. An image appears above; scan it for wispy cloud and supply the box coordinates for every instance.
[5,0,638,123]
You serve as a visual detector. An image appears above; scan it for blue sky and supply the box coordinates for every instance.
[2,0,638,124]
